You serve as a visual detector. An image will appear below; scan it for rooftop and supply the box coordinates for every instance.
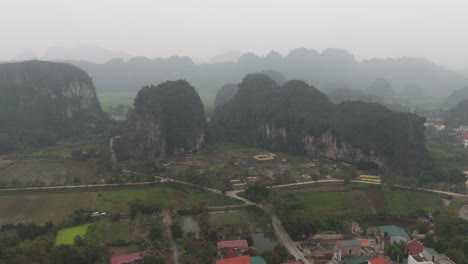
[250,256,267,264]
[111,252,142,264]
[217,240,249,250]
[338,256,373,264]
[379,225,410,240]
[368,257,389,264]
[411,255,428,263]
[406,240,424,255]
[217,255,251,264]
[424,247,438,255]
[337,240,363,248]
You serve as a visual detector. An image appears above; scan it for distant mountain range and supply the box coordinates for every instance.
[10,45,132,64]
[57,48,466,97]
[43,45,132,63]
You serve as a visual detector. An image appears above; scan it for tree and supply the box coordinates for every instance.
[49,244,82,264]
[15,240,49,264]
[170,220,183,239]
[143,255,165,264]
[199,243,217,263]
[444,249,466,264]
[73,235,85,248]
[273,245,289,262]
[386,242,405,262]
[260,250,281,264]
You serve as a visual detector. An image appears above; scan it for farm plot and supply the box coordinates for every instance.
[273,187,372,218]
[0,192,97,224]
[0,161,66,186]
[55,223,91,245]
[95,185,242,212]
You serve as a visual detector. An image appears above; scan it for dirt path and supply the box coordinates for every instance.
[163,210,179,264]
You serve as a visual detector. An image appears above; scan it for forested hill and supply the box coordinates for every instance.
[0,61,104,151]
[445,99,468,127]
[119,80,206,159]
[213,74,427,176]
[62,48,466,96]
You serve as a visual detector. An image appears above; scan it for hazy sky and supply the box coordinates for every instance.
[1,0,468,68]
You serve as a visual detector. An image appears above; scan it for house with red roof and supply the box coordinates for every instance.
[333,240,376,263]
[217,239,250,259]
[406,240,424,255]
[217,255,251,264]
[368,257,389,264]
[111,252,142,264]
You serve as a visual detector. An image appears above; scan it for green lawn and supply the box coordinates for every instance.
[0,185,241,224]
[95,185,242,212]
[274,188,371,218]
[426,133,468,171]
[55,223,91,245]
[384,190,443,215]
[0,192,97,224]
[209,211,250,226]
[86,220,132,244]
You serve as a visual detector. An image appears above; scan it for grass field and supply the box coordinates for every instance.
[0,185,242,224]
[426,133,468,171]
[274,188,372,218]
[87,220,132,244]
[95,185,242,212]
[209,211,250,226]
[0,192,97,224]
[55,223,91,245]
[384,189,444,215]
[97,92,136,112]
[0,160,100,186]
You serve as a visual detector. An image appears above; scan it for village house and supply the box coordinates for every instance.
[217,240,251,259]
[216,255,267,264]
[111,252,143,264]
[377,226,410,245]
[406,240,424,255]
[332,240,376,263]
[217,255,251,264]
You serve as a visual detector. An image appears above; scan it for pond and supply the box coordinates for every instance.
[251,232,278,250]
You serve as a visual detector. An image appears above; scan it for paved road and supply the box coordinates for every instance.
[163,210,179,264]
[272,215,310,264]
[1,168,466,263]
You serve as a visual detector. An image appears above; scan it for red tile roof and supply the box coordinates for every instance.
[217,255,251,264]
[217,240,249,250]
[111,252,142,264]
[406,240,424,255]
[369,257,389,264]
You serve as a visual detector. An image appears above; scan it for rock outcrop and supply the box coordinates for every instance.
[119,80,206,159]
[0,60,103,131]
[213,74,427,176]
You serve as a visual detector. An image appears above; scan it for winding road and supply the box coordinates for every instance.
[2,136,466,264]
[163,210,179,264]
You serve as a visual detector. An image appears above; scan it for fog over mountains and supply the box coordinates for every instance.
[57,48,466,97]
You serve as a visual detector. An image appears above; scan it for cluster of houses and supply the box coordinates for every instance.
[216,239,299,264]
[329,226,455,264]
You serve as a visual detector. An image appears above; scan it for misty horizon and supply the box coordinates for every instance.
[1,0,468,69]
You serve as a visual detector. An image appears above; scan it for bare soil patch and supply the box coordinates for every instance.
[361,188,385,210]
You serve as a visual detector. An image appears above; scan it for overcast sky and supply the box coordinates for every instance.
[1,0,467,68]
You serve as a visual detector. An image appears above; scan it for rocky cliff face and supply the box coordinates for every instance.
[213,74,427,176]
[119,80,206,159]
[0,61,103,131]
